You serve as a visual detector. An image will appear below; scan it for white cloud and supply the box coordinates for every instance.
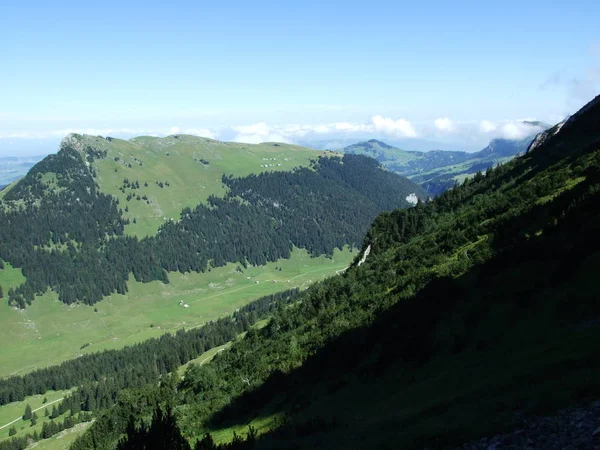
[313,125,330,134]
[0,115,548,152]
[31,126,218,140]
[479,120,497,133]
[184,128,215,139]
[498,122,539,140]
[233,133,292,144]
[434,118,455,132]
[231,122,293,144]
[371,115,418,137]
[49,128,138,137]
[232,122,271,136]
[334,122,371,132]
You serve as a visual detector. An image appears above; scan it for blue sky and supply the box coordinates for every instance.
[1,0,599,155]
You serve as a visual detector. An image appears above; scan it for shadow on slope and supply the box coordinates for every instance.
[206,180,600,449]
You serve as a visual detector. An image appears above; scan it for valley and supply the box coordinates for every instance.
[3,3,597,449]
[61,95,600,450]
[0,247,354,378]
[343,135,540,195]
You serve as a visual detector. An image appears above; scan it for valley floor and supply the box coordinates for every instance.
[0,247,355,378]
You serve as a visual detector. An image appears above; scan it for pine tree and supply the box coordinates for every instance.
[8,425,16,436]
[0,285,3,299]
[23,403,32,420]
[31,411,38,426]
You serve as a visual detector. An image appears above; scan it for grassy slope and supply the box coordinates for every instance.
[158,99,599,448]
[0,247,355,378]
[0,135,353,378]
[28,422,93,450]
[0,389,69,438]
[89,134,330,237]
[344,139,531,195]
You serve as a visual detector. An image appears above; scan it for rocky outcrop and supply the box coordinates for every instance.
[453,401,600,450]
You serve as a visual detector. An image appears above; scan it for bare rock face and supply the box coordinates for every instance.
[451,401,600,450]
[526,121,566,153]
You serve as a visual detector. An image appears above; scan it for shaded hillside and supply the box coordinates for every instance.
[344,132,541,195]
[68,95,600,450]
[0,136,423,307]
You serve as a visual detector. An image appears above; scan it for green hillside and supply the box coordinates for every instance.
[344,135,538,195]
[0,135,330,238]
[55,95,600,450]
[0,134,423,385]
[77,134,334,238]
[0,247,354,379]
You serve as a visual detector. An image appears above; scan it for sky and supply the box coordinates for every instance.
[1,0,599,155]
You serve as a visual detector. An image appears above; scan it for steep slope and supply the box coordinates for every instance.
[0,134,331,238]
[63,95,600,450]
[344,133,540,195]
[0,135,424,379]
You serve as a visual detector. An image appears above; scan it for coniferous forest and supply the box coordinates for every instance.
[70,95,600,449]
[0,150,423,307]
[0,95,599,450]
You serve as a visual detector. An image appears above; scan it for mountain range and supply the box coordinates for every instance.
[0,135,423,378]
[343,134,541,195]
[55,94,600,449]
[0,155,46,187]
[0,96,598,450]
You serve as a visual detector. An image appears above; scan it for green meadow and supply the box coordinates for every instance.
[0,389,71,441]
[27,422,93,450]
[0,247,355,379]
[90,135,329,237]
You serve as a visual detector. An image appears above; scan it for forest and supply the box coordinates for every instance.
[0,289,300,450]
[64,95,600,449]
[1,97,599,449]
[0,151,421,307]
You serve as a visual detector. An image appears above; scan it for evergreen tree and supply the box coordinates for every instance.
[23,404,32,420]
[8,426,16,437]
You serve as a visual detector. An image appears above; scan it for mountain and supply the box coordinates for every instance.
[0,134,425,380]
[344,134,539,195]
[37,95,600,450]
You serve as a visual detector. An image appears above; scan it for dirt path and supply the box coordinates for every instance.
[0,396,65,431]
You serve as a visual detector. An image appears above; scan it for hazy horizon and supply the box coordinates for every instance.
[1,0,598,156]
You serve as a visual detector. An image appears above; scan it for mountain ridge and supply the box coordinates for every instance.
[343,132,541,195]
[0,135,423,308]
[61,94,600,450]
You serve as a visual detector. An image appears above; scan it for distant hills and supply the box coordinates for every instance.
[0,155,45,186]
[343,134,542,195]
[57,95,600,450]
[0,134,424,308]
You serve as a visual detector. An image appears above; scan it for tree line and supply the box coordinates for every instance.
[0,147,419,307]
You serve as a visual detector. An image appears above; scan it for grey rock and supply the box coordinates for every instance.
[448,401,600,450]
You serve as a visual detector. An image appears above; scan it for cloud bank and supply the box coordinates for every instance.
[0,115,548,154]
